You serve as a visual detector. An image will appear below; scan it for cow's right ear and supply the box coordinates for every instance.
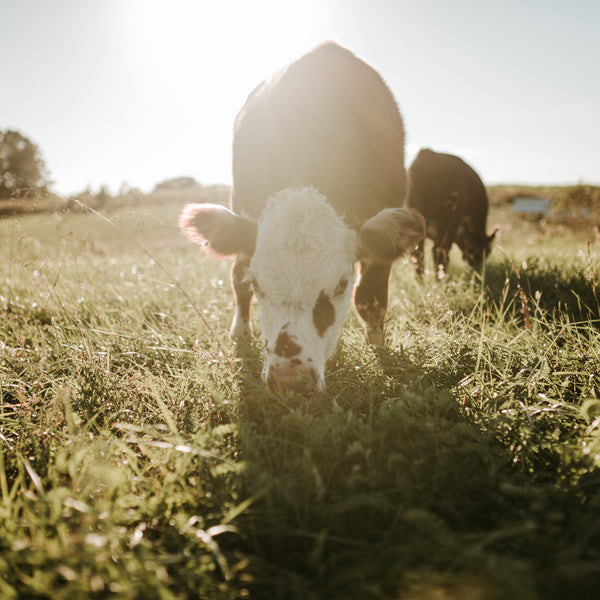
[179,204,257,257]
[358,207,426,261]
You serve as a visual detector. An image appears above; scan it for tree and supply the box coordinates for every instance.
[0,130,50,199]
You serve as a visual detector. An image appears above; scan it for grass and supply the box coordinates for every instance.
[1,192,599,599]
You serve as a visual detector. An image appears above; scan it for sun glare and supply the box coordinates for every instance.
[124,0,331,87]
[116,0,335,187]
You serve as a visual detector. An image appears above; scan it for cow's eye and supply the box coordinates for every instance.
[334,276,349,297]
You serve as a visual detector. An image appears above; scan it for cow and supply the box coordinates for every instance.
[179,42,425,392]
[406,148,498,277]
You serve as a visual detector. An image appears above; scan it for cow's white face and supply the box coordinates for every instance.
[179,186,425,393]
[248,188,357,391]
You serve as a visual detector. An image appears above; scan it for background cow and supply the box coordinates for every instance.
[179,42,425,392]
[406,148,498,277]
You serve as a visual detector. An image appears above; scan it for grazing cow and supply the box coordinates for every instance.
[406,148,498,277]
[179,42,425,392]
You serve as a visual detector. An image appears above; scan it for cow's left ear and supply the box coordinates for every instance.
[487,225,500,243]
[179,203,257,257]
[358,207,426,261]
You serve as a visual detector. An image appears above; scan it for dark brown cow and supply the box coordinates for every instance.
[179,42,425,391]
[406,148,498,277]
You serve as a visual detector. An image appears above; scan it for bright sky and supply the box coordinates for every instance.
[1,0,599,195]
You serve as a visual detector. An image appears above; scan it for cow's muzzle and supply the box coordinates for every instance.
[265,359,321,393]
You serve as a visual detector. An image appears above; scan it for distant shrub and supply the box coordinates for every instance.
[153,176,202,192]
[554,184,600,212]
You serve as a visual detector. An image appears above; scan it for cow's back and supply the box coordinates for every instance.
[231,42,406,226]
[407,149,488,226]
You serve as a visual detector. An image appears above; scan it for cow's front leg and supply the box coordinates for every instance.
[230,255,253,339]
[411,240,425,277]
[432,243,450,278]
[354,259,393,346]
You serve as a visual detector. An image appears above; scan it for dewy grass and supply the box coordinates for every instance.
[1,200,599,599]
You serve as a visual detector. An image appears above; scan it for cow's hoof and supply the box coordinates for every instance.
[230,318,252,340]
[366,328,384,346]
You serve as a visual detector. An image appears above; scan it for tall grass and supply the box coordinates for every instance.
[1,199,599,599]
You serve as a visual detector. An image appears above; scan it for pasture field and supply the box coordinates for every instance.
[1,192,599,599]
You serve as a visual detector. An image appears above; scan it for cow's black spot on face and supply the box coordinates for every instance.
[275,330,302,358]
[312,290,335,337]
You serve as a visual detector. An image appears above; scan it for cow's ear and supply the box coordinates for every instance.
[358,207,426,261]
[487,225,500,243]
[179,204,257,257]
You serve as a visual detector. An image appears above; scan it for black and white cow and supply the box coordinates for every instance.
[406,148,498,277]
[179,42,425,392]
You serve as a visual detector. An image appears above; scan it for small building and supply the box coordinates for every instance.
[512,197,551,217]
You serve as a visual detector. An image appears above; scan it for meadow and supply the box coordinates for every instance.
[0,187,599,599]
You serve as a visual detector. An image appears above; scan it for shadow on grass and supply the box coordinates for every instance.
[223,337,600,600]
[481,257,599,326]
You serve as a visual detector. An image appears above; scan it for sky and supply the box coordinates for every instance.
[1,0,599,196]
